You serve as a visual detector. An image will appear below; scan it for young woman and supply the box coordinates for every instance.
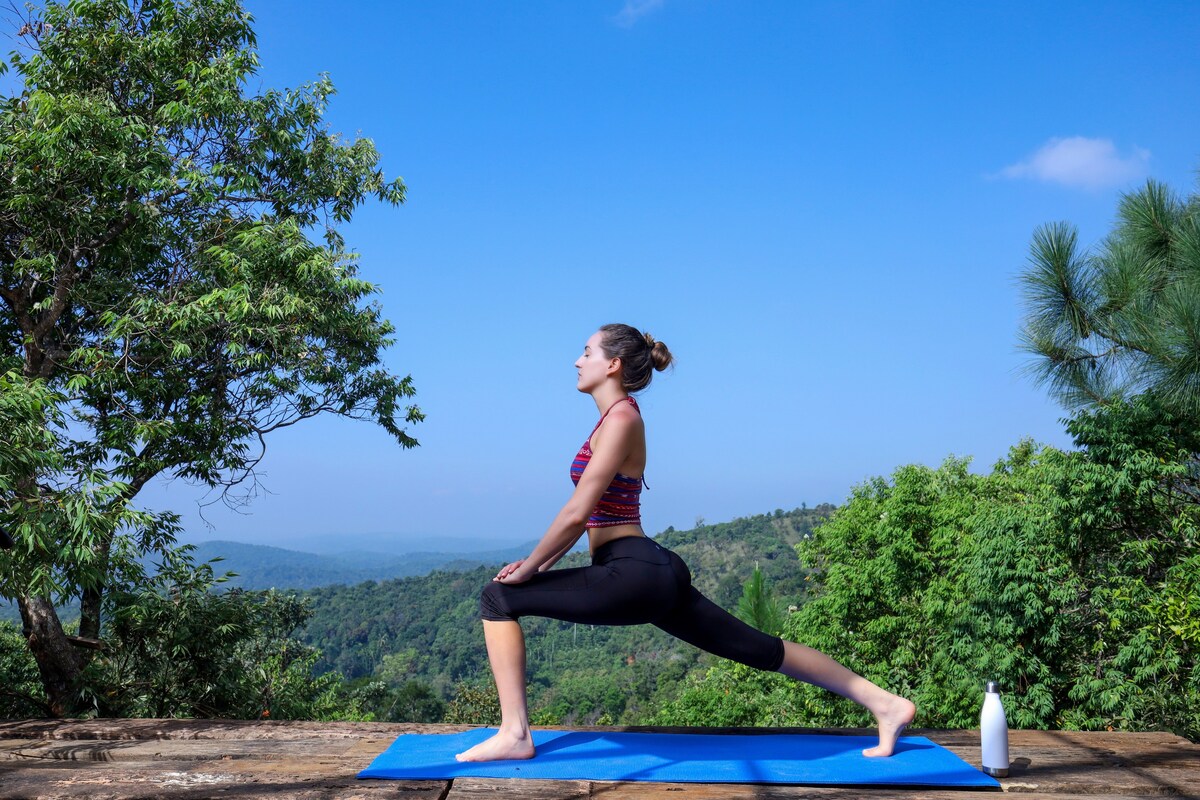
[456,324,916,763]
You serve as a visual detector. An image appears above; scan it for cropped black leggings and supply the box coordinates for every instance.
[479,536,785,672]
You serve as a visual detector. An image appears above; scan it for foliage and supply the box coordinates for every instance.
[1019,179,1200,417]
[84,547,364,720]
[783,456,986,730]
[652,661,800,727]
[346,648,445,722]
[661,398,1200,740]
[0,0,419,714]
[0,620,49,716]
[0,370,164,611]
[386,680,445,723]
[443,680,500,725]
[735,563,785,636]
[657,505,828,608]
[1046,397,1200,736]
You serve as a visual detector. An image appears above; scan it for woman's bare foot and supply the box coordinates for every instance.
[455,728,536,762]
[862,695,917,758]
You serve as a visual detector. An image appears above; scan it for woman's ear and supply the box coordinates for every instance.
[606,357,622,377]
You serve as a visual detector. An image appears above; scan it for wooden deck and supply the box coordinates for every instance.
[1,720,1196,799]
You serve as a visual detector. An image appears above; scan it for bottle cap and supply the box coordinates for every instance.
[986,681,1001,694]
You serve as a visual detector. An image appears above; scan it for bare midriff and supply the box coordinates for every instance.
[588,523,646,555]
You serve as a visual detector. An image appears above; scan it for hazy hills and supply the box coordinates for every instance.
[186,539,538,590]
[0,537,538,623]
[0,505,831,630]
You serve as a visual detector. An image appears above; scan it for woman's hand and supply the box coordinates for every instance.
[494,559,532,584]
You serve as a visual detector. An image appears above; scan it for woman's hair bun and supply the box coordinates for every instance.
[644,333,673,372]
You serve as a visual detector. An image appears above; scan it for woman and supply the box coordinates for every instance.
[456,324,916,763]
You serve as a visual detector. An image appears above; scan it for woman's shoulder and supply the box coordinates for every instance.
[600,400,644,431]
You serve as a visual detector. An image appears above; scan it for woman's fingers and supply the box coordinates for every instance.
[494,559,525,580]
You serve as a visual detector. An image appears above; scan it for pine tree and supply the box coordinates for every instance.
[735,563,784,636]
[1019,179,1200,418]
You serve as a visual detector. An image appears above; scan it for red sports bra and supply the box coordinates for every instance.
[570,397,646,528]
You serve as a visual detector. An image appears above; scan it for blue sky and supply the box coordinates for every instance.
[141,1,1200,552]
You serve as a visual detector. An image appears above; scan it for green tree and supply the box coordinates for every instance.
[389,680,445,723]
[443,680,500,725]
[1019,179,1200,417]
[1042,397,1200,736]
[0,620,44,716]
[782,457,983,729]
[660,411,1200,739]
[1018,174,1200,738]
[735,563,784,636]
[90,549,364,720]
[651,659,803,728]
[0,0,420,715]
[357,648,444,722]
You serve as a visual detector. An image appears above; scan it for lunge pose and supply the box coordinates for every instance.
[456,324,916,763]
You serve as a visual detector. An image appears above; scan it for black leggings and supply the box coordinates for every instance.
[479,536,785,672]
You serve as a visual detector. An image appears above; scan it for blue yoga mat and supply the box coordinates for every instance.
[358,729,1000,787]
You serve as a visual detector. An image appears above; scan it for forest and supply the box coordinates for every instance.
[1,0,1197,742]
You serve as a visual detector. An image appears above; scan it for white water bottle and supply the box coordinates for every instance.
[980,681,1009,777]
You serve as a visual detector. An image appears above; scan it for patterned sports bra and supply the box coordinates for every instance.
[569,396,647,528]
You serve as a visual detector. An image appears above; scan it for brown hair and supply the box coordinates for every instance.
[598,323,674,392]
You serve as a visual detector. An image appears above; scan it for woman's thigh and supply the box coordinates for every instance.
[480,545,679,625]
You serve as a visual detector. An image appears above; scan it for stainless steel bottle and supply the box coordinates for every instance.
[980,681,1009,777]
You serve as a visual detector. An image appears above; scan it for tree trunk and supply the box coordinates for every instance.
[79,586,102,643]
[18,595,83,717]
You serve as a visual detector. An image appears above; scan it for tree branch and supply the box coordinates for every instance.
[81,187,141,253]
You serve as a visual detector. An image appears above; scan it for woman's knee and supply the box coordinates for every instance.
[479,580,516,622]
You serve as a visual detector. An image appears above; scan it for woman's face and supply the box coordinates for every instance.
[575,331,615,393]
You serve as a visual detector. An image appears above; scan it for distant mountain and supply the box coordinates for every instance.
[216,531,530,557]
[184,539,538,590]
[0,537,537,625]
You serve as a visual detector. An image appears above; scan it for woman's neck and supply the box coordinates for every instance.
[591,385,629,415]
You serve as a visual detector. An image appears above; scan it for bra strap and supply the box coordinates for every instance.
[591,396,638,433]
[600,396,638,420]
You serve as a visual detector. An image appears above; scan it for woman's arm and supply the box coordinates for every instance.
[496,537,576,582]
[498,409,641,583]
[537,540,576,572]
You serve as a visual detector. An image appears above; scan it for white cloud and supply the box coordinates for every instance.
[613,0,665,28]
[999,137,1151,190]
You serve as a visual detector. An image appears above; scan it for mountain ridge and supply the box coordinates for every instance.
[185,538,540,590]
